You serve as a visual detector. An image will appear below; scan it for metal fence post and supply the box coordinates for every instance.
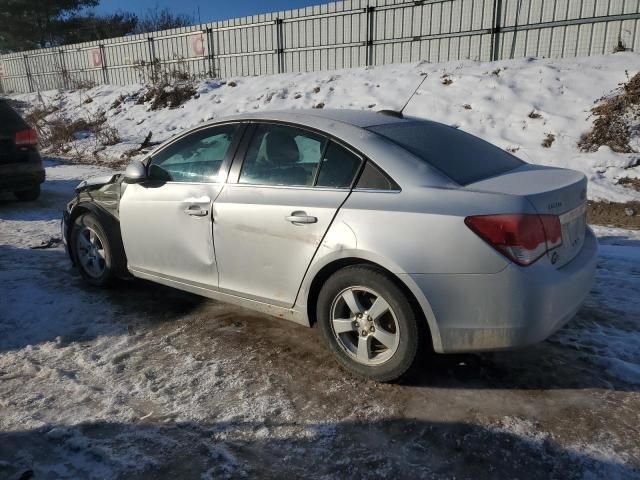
[365,5,375,66]
[2,1,639,92]
[275,18,285,74]
[491,0,503,61]
[206,27,216,77]
[23,54,34,92]
[99,44,109,84]
[59,49,69,90]
[147,36,157,83]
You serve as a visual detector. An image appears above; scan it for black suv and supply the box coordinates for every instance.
[0,100,45,201]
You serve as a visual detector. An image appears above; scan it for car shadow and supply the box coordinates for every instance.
[0,418,636,479]
[215,304,640,392]
[2,215,639,394]
[1,239,637,392]
[0,244,207,354]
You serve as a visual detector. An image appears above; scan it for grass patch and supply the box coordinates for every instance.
[578,72,640,153]
[588,201,640,229]
[542,133,556,148]
[441,74,453,86]
[617,177,640,192]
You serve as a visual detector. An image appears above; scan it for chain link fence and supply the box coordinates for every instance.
[0,0,639,94]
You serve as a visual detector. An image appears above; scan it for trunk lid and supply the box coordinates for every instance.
[467,164,588,268]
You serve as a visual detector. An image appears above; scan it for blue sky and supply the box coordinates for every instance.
[95,1,324,23]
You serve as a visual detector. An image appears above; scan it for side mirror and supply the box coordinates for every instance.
[123,160,148,184]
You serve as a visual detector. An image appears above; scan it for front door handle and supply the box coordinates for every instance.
[184,205,209,217]
[286,211,317,224]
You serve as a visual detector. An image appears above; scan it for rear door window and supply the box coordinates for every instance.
[239,124,327,187]
[368,121,523,185]
[0,101,29,160]
[0,101,27,135]
[315,142,362,188]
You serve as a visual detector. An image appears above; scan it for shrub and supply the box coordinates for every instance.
[137,65,197,110]
[31,108,120,154]
[578,72,640,153]
[542,133,556,148]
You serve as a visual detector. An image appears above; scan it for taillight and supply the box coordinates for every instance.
[539,215,562,250]
[464,214,562,266]
[15,129,38,146]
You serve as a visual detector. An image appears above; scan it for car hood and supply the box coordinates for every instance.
[75,173,122,192]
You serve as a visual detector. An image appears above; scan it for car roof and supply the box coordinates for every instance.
[220,108,409,129]
[199,109,454,189]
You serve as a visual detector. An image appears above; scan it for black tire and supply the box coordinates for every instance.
[14,185,40,201]
[70,212,117,287]
[317,265,423,382]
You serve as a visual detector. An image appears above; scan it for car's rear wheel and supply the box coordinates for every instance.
[14,185,40,201]
[71,213,115,287]
[317,265,422,382]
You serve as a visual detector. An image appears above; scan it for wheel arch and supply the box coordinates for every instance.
[302,255,442,352]
[67,202,129,278]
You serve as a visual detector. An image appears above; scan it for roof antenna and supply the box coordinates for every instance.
[378,72,428,118]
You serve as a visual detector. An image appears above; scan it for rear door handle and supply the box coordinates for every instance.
[184,205,209,217]
[286,211,317,224]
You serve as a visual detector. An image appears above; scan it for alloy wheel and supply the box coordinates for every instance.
[76,226,107,279]
[330,286,400,366]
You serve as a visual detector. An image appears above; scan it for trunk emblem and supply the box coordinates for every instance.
[548,201,562,210]
[551,252,559,265]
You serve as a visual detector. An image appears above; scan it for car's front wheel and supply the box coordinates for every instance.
[317,265,423,382]
[14,185,40,201]
[71,213,116,287]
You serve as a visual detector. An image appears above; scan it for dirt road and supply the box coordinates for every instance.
[1,160,639,479]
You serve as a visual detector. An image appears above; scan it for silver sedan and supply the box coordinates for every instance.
[62,109,598,381]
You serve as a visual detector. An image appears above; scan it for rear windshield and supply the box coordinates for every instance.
[0,101,27,134]
[368,121,523,185]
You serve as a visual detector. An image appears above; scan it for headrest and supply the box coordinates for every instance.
[265,131,300,166]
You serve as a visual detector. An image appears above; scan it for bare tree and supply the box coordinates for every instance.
[134,6,193,34]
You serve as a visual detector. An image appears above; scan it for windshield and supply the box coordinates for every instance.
[368,121,523,185]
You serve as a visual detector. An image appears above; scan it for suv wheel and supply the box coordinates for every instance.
[14,185,40,201]
[317,265,423,382]
[71,213,116,287]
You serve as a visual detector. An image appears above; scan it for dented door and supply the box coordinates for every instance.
[120,182,223,288]
[212,185,349,307]
[119,123,243,288]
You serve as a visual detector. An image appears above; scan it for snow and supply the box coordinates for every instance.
[1,160,640,478]
[551,225,640,386]
[493,416,636,480]
[0,163,396,478]
[8,52,640,203]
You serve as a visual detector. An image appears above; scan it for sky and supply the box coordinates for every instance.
[95,0,324,23]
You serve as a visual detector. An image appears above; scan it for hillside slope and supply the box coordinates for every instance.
[9,52,640,203]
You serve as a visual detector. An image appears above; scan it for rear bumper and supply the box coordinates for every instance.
[408,227,598,353]
[0,163,45,193]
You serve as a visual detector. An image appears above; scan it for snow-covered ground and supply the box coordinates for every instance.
[8,52,640,203]
[1,160,639,479]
